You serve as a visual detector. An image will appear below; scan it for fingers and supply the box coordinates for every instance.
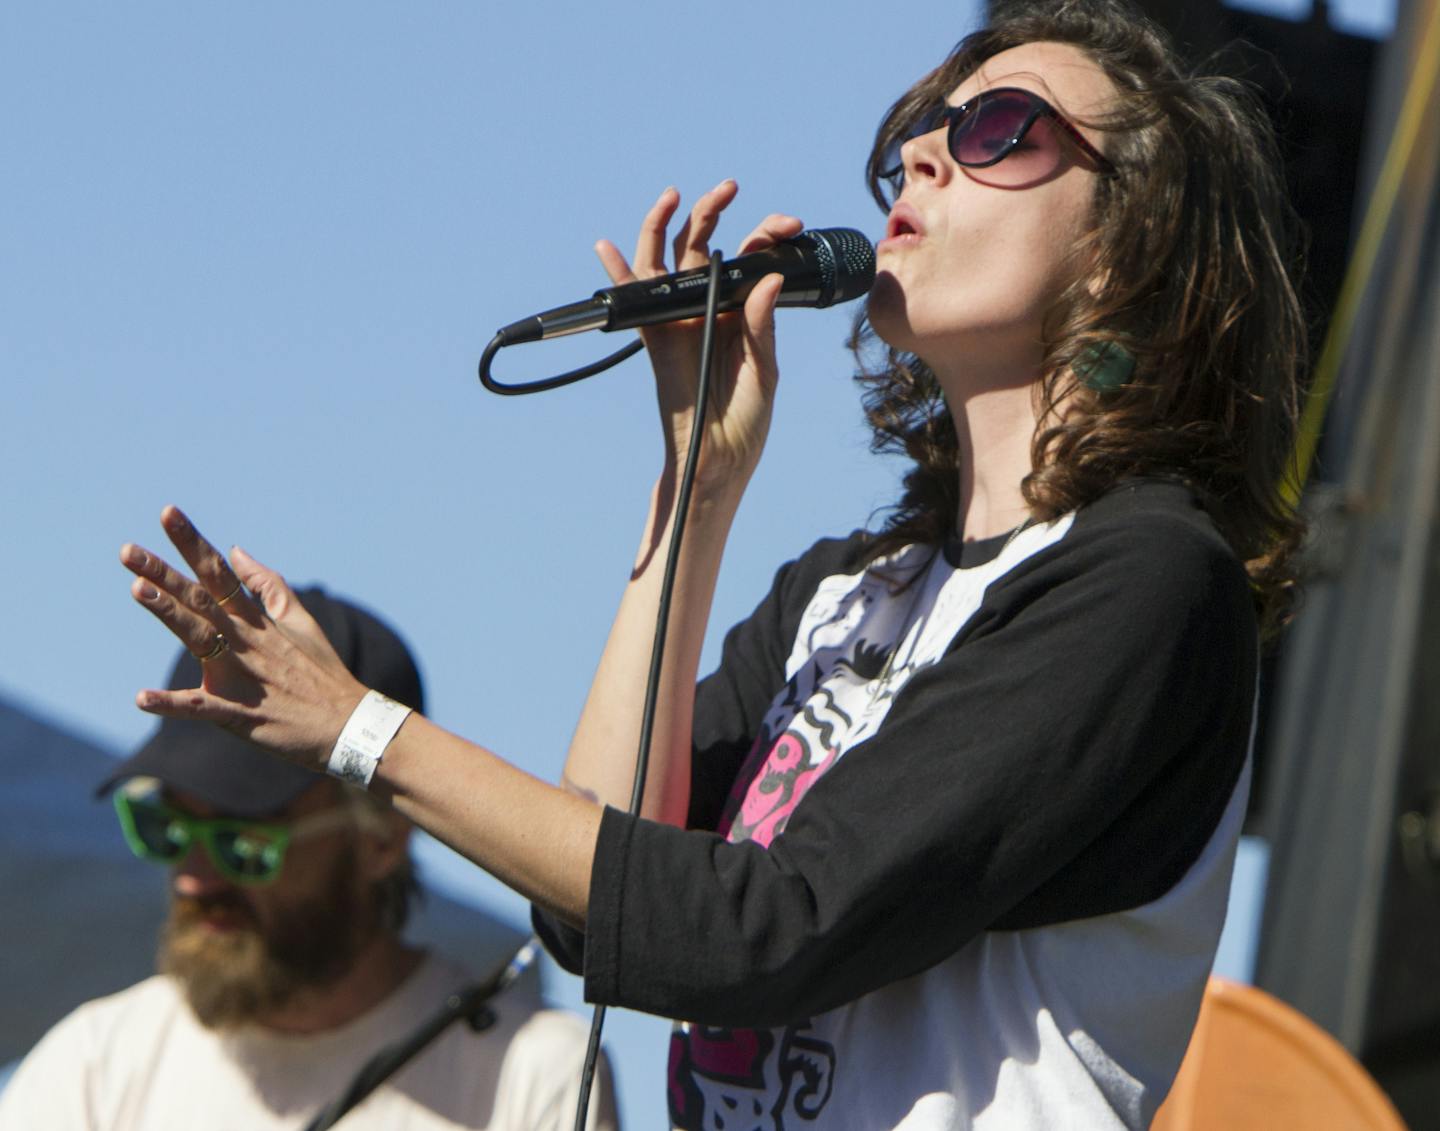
[135,685,249,729]
[128,570,234,664]
[600,185,793,391]
[230,545,291,617]
[121,540,229,630]
[157,506,264,628]
[741,273,785,391]
[231,546,342,668]
[624,181,744,283]
[120,506,267,668]
[595,239,636,287]
[671,179,738,271]
[161,505,234,595]
[737,213,805,255]
[633,186,681,277]
[121,512,364,768]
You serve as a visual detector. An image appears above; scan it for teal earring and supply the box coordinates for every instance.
[1074,341,1136,392]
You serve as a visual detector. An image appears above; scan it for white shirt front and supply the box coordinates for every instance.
[0,953,615,1131]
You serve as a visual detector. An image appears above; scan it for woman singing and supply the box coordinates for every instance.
[121,0,1305,1124]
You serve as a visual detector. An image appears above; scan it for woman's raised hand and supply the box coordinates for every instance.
[596,182,803,493]
[119,505,367,769]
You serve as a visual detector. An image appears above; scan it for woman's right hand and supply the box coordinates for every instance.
[596,181,803,494]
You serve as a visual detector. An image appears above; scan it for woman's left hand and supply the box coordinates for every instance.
[120,504,368,770]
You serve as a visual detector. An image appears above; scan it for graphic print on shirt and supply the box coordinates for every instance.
[675,560,926,1128]
[672,524,1074,1128]
[716,548,934,846]
[718,684,849,846]
[668,1022,836,1131]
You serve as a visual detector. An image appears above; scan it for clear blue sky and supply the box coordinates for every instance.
[0,0,1395,1123]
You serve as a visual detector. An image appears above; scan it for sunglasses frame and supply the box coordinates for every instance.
[883,86,1117,186]
[113,789,364,886]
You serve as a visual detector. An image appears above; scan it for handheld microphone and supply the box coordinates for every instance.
[495,228,876,346]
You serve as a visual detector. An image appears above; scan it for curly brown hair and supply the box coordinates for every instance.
[853,0,1307,635]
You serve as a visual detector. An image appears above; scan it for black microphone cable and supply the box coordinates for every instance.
[471,224,874,1125]
[474,248,732,1129]
[477,333,643,396]
[569,248,728,1131]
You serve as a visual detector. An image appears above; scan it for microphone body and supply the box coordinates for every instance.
[497,228,875,346]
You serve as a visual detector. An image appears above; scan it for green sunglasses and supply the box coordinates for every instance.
[113,788,369,886]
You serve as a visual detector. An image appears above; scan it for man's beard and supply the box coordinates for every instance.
[159,864,378,1030]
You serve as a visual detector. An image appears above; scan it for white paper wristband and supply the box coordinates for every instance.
[326,690,412,788]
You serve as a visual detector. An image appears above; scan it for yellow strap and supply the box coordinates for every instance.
[1285,0,1440,507]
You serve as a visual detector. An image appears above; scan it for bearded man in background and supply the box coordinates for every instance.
[0,587,615,1131]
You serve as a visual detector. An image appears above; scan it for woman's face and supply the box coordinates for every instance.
[869,41,1117,384]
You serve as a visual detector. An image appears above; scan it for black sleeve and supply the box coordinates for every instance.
[579,508,1257,1028]
[533,533,870,973]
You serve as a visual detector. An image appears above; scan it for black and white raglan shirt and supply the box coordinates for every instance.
[537,480,1257,1130]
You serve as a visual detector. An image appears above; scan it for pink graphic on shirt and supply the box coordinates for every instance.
[719,683,854,847]
[669,1024,836,1131]
[719,734,837,847]
[672,645,877,1127]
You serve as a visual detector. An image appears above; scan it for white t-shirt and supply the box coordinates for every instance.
[541,484,1257,1128]
[0,953,616,1131]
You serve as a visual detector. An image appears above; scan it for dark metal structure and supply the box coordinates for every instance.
[1252,2,1440,1124]
[1118,0,1440,1123]
[1138,0,1379,414]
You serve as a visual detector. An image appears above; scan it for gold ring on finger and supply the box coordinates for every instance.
[196,633,229,663]
[217,583,244,607]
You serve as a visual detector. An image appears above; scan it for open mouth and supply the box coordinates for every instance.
[884,204,924,242]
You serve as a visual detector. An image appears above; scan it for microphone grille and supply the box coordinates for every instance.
[798,228,876,307]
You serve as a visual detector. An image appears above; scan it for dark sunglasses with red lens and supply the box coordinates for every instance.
[880,86,1116,190]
